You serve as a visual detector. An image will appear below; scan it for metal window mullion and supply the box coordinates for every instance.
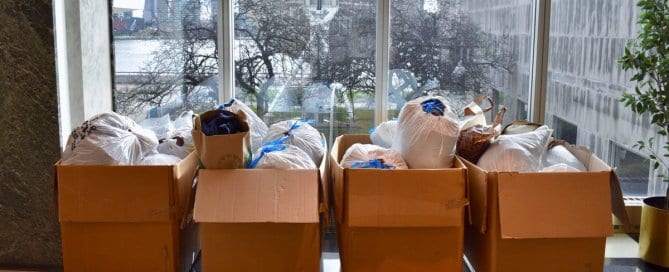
[529,0,551,124]
[374,0,391,125]
[218,0,235,102]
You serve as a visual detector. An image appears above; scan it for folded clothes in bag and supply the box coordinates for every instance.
[370,120,398,149]
[341,143,408,169]
[393,96,460,169]
[218,99,268,152]
[263,120,324,165]
[248,143,316,169]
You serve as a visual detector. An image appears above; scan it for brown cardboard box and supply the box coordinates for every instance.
[462,145,620,272]
[55,152,199,272]
[193,141,328,272]
[192,110,252,169]
[330,135,468,272]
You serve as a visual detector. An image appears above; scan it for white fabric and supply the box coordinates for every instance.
[392,96,460,169]
[477,126,553,172]
[370,120,398,148]
[252,144,317,169]
[341,143,408,169]
[220,99,269,152]
[263,120,324,165]
[138,153,182,165]
[62,112,159,165]
[541,145,587,172]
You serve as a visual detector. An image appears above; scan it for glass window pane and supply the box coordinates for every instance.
[233,0,376,137]
[389,0,534,123]
[112,0,220,120]
[611,143,650,197]
[545,0,654,196]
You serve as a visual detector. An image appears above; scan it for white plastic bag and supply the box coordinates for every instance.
[140,114,174,140]
[341,143,408,169]
[540,163,583,172]
[157,110,194,159]
[370,120,398,149]
[249,144,316,169]
[541,144,587,172]
[219,99,269,152]
[61,112,159,165]
[138,153,182,165]
[263,120,324,165]
[392,96,460,169]
[477,126,553,172]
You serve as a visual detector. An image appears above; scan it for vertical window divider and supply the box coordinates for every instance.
[529,0,551,124]
[374,0,391,125]
[219,0,235,102]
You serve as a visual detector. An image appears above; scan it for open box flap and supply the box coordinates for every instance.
[462,158,491,233]
[497,171,613,239]
[194,169,319,224]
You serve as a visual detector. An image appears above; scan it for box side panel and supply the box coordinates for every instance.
[497,172,613,239]
[200,223,320,272]
[340,226,463,272]
[346,169,466,227]
[61,222,179,272]
[496,237,606,272]
[194,170,319,223]
[57,166,173,222]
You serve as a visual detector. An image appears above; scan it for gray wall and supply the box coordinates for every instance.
[0,0,62,267]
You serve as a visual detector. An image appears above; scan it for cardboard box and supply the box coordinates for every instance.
[55,152,199,272]
[192,110,252,169]
[193,143,328,272]
[330,135,468,272]
[462,145,624,272]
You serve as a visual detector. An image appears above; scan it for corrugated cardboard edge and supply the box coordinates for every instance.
[610,171,633,233]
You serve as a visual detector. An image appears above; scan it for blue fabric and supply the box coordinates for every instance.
[201,110,244,136]
[217,99,236,110]
[350,159,396,169]
[247,143,287,168]
[420,99,445,116]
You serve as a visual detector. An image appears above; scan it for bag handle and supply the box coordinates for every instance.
[464,95,494,116]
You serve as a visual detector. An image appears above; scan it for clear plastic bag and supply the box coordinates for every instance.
[263,120,324,165]
[139,114,174,140]
[248,143,316,169]
[218,99,269,152]
[138,153,182,165]
[392,96,460,169]
[61,112,159,165]
[477,126,553,172]
[341,143,408,169]
[157,110,194,159]
[370,120,398,149]
[541,144,586,172]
